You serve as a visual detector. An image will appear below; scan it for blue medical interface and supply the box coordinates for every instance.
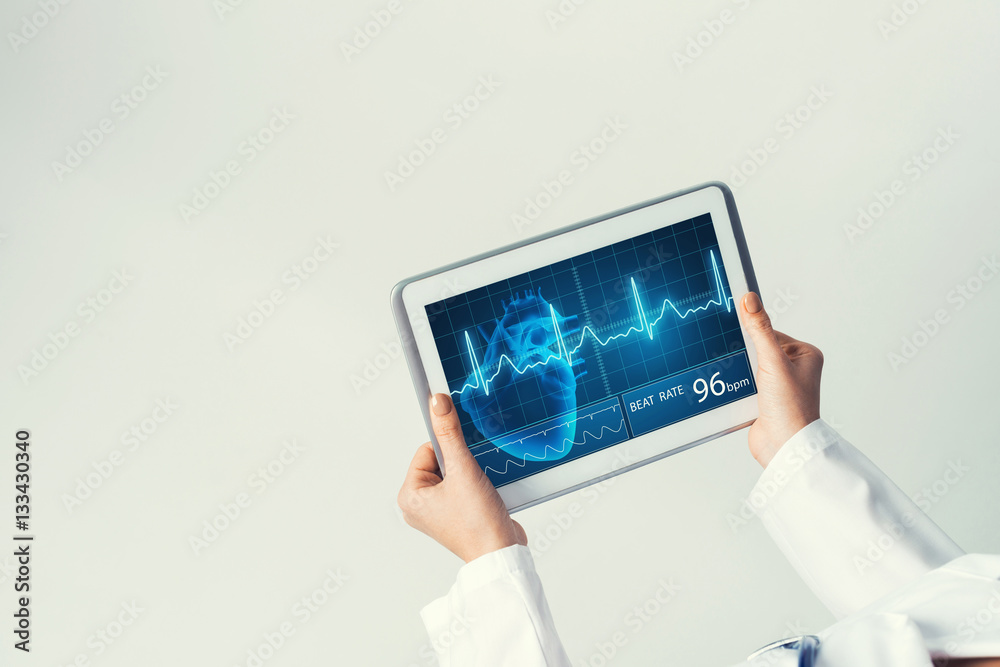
[426,214,756,487]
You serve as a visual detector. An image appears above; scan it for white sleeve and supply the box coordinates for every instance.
[421,544,572,667]
[751,419,964,619]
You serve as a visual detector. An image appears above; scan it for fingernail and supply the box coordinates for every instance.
[431,393,452,416]
[744,292,762,314]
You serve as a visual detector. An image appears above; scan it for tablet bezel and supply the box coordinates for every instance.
[391,182,760,512]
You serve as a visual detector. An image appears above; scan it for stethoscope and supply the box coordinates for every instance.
[746,635,820,666]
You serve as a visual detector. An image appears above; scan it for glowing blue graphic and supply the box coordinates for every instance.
[459,289,584,462]
[454,250,731,400]
[474,402,626,477]
[426,213,754,488]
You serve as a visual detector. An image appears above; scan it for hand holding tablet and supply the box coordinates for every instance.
[396,392,529,563]
[393,182,762,511]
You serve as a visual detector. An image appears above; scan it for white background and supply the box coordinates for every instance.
[1,1,998,665]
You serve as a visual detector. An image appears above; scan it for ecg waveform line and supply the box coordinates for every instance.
[474,404,626,476]
[472,403,620,456]
[453,250,733,399]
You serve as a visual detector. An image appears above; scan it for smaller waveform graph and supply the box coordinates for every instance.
[469,397,629,486]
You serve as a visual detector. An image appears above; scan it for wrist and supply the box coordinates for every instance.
[751,415,817,468]
[461,530,520,563]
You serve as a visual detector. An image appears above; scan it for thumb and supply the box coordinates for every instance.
[739,292,784,366]
[429,393,478,476]
[512,520,528,547]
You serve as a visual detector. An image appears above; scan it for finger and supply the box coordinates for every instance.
[408,442,441,476]
[773,330,823,365]
[739,292,785,366]
[429,393,478,475]
[512,520,528,547]
[402,443,442,491]
[773,330,801,346]
[790,342,825,370]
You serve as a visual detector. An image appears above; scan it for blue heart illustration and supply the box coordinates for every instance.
[461,289,584,463]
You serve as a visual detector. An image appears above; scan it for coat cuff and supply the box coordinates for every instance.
[420,544,536,637]
[751,418,840,503]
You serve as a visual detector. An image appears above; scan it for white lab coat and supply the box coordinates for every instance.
[421,420,1000,665]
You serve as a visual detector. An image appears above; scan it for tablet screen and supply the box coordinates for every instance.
[425,213,757,487]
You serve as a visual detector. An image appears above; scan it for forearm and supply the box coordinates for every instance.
[421,545,571,666]
[752,419,964,618]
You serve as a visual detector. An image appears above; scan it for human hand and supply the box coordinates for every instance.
[397,393,527,563]
[738,292,824,468]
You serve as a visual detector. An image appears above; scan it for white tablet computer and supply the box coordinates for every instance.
[391,182,760,512]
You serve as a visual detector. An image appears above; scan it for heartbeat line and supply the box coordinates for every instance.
[474,404,626,476]
[452,250,733,398]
